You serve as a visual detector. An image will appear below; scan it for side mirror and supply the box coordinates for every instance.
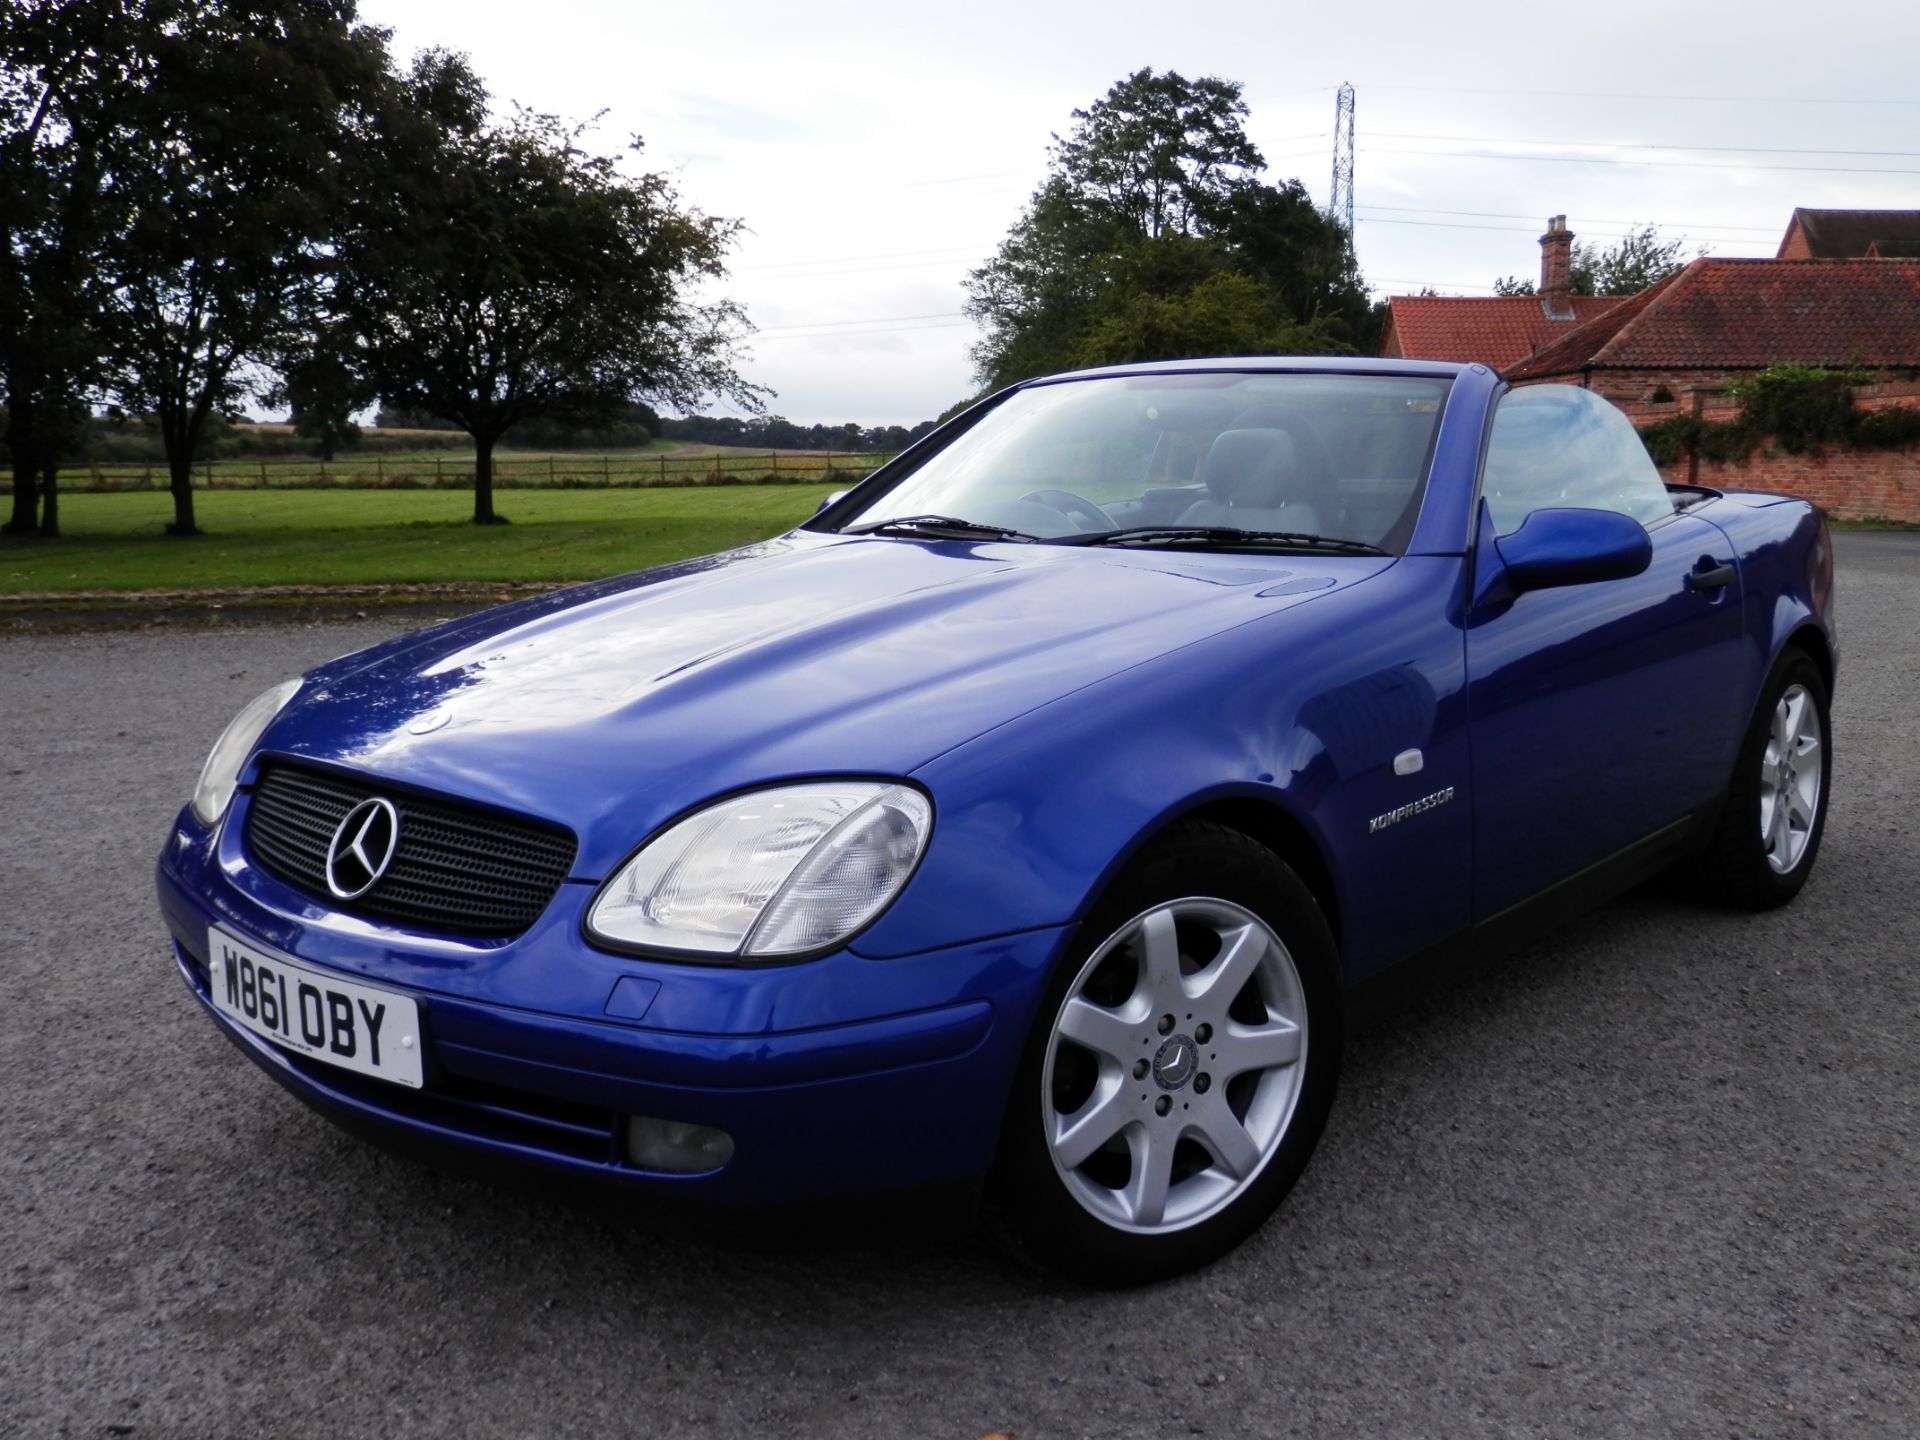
[1494,507,1652,591]
[814,489,850,517]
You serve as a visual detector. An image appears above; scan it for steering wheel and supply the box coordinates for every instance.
[1020,489,1114,532]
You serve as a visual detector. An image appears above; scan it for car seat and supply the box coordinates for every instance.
[1177,428,1323,534]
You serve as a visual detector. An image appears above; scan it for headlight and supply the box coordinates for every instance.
[586,782,933,960]
[190,679,302,826]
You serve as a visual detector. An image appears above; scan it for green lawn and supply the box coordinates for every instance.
[0,484,838,593]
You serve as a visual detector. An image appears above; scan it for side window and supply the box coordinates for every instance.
[1481,385,1675,537]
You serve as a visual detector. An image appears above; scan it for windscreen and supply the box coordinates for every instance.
[840,371,1453,550]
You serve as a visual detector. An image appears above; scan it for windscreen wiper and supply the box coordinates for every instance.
[1055,526,1389,556]
[844,513,1038,542]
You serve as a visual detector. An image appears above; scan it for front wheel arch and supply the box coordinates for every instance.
[1112,793,1344,959]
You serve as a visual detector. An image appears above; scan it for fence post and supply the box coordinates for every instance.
[436,456,443,486]
[377,456,384,484]
[604,453,611,485]
[770,449,778,477]
[260,459,268,487]
[659,454,667,485]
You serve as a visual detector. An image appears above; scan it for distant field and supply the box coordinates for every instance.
[22,443,890,493]
[0,484,839,593]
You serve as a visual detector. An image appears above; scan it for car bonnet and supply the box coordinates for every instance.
[254,531,1388,877]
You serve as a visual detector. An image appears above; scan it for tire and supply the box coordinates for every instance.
[1694,648,1832,910]
[989,821,1341,1286]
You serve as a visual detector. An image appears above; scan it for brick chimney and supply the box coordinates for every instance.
[1540,215,1575,319]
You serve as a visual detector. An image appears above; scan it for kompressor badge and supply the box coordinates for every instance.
[1369,786,1456,834]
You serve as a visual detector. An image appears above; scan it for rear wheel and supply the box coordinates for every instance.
[1694,648,1831,909]
[992,822,1340,1285]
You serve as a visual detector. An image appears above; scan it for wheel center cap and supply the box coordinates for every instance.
[1152,1033,1198,1091]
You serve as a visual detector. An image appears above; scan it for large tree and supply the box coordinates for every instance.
[101,0,390,535]
[1047,70,1263,242]
[1072,269,1344,371]
[1,0,147,537]
[343,53,758,524]
[964,69,1370,390]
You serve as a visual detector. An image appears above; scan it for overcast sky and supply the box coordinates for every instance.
[362,0,1920,425]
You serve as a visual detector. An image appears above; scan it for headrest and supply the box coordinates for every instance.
[1201,428,1299,508]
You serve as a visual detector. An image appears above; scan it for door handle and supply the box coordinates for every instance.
[1687,559,1735,592]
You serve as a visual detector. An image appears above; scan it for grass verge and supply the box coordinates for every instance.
[0,485,837,593]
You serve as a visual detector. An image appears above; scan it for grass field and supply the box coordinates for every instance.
[0,484,839,593]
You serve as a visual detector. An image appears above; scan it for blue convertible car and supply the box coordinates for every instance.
[156,358,1836,1283]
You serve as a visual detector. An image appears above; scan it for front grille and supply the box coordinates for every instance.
[244,762,578,937]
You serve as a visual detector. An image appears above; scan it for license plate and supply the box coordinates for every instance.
[207,927,424,1089]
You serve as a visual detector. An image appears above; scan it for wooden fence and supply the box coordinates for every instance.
[5,449,893,493]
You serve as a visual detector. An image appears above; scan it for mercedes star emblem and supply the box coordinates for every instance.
[325,797,401,899]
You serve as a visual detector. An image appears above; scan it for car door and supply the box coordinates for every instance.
[1465,385,1748,919]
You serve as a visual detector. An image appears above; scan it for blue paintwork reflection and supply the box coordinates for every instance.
[1496,506,1653,590]
[1467,509,1748,913]
[257,531,1391,879]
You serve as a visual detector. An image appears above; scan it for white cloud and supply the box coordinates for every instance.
[364,0,1920,419]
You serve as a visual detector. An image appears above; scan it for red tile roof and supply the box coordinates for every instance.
[1507,258,1920,379]
[1501,271,1685,380]
[1778,208,1920,259]
[1382,294,1627,371]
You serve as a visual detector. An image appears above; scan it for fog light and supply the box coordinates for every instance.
[624,1116,735,1174]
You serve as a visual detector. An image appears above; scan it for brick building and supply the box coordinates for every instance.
[1503,256,1920,523]
[1776,208,1920,259]
[1378,216,1626,369]
[1504,257,1920,401]
[1379,209,1920,520]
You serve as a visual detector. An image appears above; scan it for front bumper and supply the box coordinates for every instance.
[156,807,1068,1205]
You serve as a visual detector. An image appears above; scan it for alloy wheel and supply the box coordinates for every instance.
[1760,682,1823,875]
[1041,897,1308,1234]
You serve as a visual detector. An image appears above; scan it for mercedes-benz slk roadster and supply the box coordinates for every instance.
[156,358,1836,1283]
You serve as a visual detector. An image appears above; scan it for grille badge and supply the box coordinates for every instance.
[325,797,400,899]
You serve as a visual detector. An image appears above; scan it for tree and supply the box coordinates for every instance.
[343,52,758,524]
[1202,176,1373,339]
[1583,225,1691,296]
[1047,69,1262,241]
[101,0,392,535]
[267,319,377,460]
[964,69,1369,390]
[1494,225,1691,298]
[963,176,1115,393]
[1072,271,1345,370]
[1,0,148,537]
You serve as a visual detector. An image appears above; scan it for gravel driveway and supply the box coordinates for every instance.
[3,533,1915,1439]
